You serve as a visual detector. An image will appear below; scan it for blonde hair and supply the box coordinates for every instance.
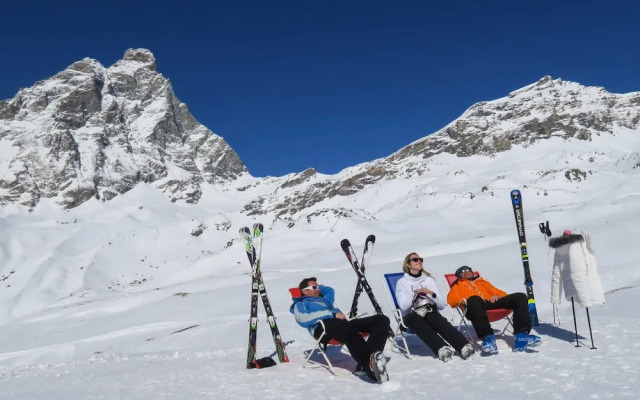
[402,252,431,277]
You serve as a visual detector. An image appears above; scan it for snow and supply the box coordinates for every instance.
[1,117,640,398]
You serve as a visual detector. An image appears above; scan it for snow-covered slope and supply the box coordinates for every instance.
[0,137,639,398]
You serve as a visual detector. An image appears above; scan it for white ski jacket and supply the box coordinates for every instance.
[395,273,447,315]
[549,228,605,307]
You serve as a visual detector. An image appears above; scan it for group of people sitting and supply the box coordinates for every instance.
[289,252,542,383]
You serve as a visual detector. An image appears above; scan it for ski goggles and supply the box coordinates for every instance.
[302,285,319,291]
[455,266,473,277]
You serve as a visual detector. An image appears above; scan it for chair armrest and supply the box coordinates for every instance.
[455,298,468,316]
[392,308,409,330]
[347,312,370,321]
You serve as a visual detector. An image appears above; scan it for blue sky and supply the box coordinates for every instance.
[1,1,639,177]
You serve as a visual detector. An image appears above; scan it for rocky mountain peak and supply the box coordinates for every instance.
[66,57,105,74]
[0,49,246,209]
[122,48,156,66]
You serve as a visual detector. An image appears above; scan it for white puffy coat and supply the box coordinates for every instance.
[549,228,605,307]
[395,273,447,316]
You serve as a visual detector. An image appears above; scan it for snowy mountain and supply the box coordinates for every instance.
[243,76,640,216]
[1,50,639,219]
[0,49,245,209]
[0,50,639,399]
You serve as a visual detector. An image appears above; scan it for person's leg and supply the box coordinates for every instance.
[489,292,531,334]
[464,295,493,338]
[317,318,370,369]
[403,312,447,354]
[425,312,469,352]
[349,314,390,354]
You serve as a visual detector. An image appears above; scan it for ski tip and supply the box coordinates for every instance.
[239,227,251,236]
[366,234,376,243]
[253,222,264,231]
[340,239,351,249]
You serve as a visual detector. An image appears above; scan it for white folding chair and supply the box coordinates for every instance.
[289,288,368,375]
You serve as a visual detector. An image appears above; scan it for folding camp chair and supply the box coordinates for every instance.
[288,287,368,375]
[382,272,415,359]
[444,273,514,349]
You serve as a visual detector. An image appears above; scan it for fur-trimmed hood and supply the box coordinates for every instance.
[549,233,585,248]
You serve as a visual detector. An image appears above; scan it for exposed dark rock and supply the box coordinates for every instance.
[0,48,247,208]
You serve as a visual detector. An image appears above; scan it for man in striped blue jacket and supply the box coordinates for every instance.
[290,277,390,382]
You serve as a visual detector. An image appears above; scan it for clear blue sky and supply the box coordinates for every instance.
[1,1,638,177]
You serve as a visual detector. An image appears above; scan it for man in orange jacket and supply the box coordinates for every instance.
[447,266,542,354]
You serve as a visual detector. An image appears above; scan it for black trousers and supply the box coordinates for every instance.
[314,314,390,370]
[464,293,531,338]
[403,311,469,354]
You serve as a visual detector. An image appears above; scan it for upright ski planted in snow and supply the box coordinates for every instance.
[510,190,540,326]
[240,223,289,368]
[252,223,289,364]
[341,238,384,316]
[239,226,259,368]
[348,235,376,318]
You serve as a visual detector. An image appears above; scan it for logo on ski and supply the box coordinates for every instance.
[510,190,539,326]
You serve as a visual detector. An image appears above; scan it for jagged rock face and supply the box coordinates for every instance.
[390,76,640,162]
[243,166,393,216]
[0,48,246,208]
[242,76,640,216]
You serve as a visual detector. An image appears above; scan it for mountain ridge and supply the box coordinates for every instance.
[1,50,639,217]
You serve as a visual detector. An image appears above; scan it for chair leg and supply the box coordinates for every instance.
[390,326,413,359]
[459,318,479,350]
[497,316,514,336]
[389,310,414,359]
[453,310,479,350]
[305,331,336,374]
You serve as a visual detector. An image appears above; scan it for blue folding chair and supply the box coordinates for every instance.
[382,272,415,358]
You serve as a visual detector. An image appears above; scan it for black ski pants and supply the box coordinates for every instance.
[464,292,531,338]
[314,314,390,370]
[403,311,469,354]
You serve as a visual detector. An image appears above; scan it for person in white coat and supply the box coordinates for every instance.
[395,252,475,361]
[549,229,605,307]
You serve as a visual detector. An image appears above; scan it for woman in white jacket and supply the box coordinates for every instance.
[396,253,475,361]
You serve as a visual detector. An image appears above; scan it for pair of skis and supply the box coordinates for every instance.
[510,190,540,326]
[340,235,384,318]
[240,223,289,368]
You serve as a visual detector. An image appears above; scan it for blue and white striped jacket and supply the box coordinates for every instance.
[289,285,342,334]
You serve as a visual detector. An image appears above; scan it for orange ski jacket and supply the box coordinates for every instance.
[447,277,508,308]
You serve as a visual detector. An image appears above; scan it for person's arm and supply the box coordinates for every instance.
[319,285,342,314]
[395,277,414,312]
[484,280,508,298]
[292,298,333,327]
[447,283,464,308]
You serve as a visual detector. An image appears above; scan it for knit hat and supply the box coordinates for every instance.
[455,266,473,278]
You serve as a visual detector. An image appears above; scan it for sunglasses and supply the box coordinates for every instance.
[302,285,319,291]
[409,257,424,263]
[459,267,473,273]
